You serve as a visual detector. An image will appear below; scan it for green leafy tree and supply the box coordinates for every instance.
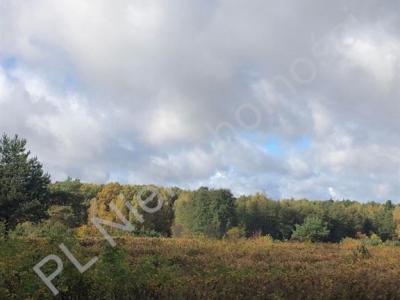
[49,178,101,227]
[291,216,330,242]
[374,201,395,241]
[0,134,50,232]
[174,187,236,238]
[129,186,178,236]
[236,194,281,238]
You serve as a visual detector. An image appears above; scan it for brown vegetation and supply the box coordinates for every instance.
[2,237,400,299]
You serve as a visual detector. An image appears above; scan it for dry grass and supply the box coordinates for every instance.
[2,237,400,299]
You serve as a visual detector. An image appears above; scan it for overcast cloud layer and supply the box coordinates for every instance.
[1,0,400,201]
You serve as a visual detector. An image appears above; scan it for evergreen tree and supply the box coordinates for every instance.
[291,216,330,242]
[0,134,50,232]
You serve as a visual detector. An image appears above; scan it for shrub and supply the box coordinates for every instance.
[9,222,38,238]
[225,227,245,240]
[9,220,72,243]
[75,224,100,239]
[340,237,361,249]
[363,233,382,246]
[384,240,400,247]
[352,244,371,259]
[263,234,274,244]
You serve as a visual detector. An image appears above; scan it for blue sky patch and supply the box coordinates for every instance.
[265,135,285,156]
[1,56,18,70]
[295,136,312,152]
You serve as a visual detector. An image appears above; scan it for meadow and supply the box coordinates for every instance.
[2,236,400,299]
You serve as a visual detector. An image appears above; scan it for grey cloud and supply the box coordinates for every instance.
[1,0,400,200]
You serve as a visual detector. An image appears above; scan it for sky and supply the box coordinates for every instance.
[0,0,400,201]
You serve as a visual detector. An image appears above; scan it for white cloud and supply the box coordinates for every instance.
[1,0,400,200]
[0,65,107,181]
[328,187,338,200]
[0,70,9,100]
[338,30,400,88]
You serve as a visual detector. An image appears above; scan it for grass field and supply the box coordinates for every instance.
[2,236,400,299]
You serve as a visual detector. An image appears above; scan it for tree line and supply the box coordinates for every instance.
[1,134,399,243]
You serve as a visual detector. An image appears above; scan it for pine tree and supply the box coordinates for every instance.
[0,134,50,232]
[291,216,330,242]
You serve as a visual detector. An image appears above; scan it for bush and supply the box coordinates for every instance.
[384,240,400,247]
[9,222,36,238]
[263,234,274,244]
[75,224,101,239]
[363,233,382,246]
[9,220,72,243]
[352,244,371,259]
[225,227,245,240]
[340,237,361,249]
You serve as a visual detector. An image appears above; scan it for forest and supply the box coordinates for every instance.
[2,134,400,299]
[1,134,399,243]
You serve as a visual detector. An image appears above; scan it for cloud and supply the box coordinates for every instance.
[1,0,400,201]
[338,30,400,88]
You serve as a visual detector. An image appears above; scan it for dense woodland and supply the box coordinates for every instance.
[1,134,399,244]
[34,181,400,243]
